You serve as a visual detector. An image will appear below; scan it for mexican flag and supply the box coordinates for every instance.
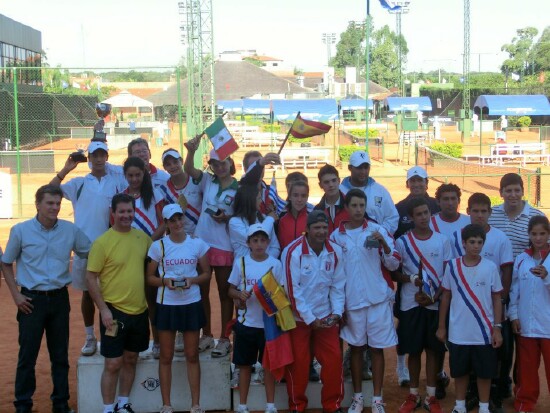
[204,117,239,160]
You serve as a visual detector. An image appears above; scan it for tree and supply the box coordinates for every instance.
[531,26,550,72]
[331,21,408,88]
[501,27,538,77]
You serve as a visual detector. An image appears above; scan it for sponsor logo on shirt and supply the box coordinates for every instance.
[374,196,382,208]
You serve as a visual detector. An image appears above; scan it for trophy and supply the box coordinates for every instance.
[92,103,112,142]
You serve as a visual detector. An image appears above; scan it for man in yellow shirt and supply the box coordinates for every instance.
[86,193,152,413]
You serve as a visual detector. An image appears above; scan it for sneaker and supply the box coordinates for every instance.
[423,396,443,413]
[371,400,386,413]
[152,343,161,359]
[211,338,232,358]
[81,335,97,356]
[398,394,421,413]
[236,406,250,413]
[435,371,450,399]
[198,335,215,352]
[160,406,174,413]
[175,331,184,352]
[264,407,278,413]
[191,406,204,413]
[115,403,135,413]
[309,360,320,382]
[451,408,466,413]
[397,366,410,387]
[231,367,240,388]
[254,365,265,384]
[348,394,364,413]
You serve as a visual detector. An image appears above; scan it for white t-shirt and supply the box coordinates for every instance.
[450,226,514,270]
[228,216,280,259]
[228,255,284,328]
[195,173,238,252]
[442,257,503,345]
[395,231,452,311]
[62,173,126,242]
[429,213,470,242]
[158,175,203,235]
[148,235,210,305]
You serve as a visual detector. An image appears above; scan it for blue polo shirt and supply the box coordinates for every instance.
[2,217,91,290]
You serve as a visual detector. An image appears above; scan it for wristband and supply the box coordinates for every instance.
[56,173,64,181]
[409,274,419,284]
[493,323,502,328]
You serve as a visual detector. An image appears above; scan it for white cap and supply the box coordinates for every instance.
[246,223,270,238]
[162,204,184,219]
[208,148,222,161]
[406,166,428,180]
[162,149,182,162]
[349,150,371,167]
[87,141,108,154]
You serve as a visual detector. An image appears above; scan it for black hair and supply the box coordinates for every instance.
[344,188,366,206]
[318,164,340,181]
[467,192,491,210]
[123,156,154,210]
[285,171,308,188]
[233,184,263,226]
[461,224,486,243]
[500,173,524,191]
[127,137,150,157]
[111,193,136,212]
[35,184,63,204]
[286,180,309,212]
[208,156,237,176]
[528,215,550,233]
[243,150,262,170]
[435,183,461,201]
[407,196,430,217]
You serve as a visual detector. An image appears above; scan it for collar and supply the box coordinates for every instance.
[437,212,462,223]
[34,215,59,231]
[301,235,334,255]
[212,174,238,190]
[338,218,369,233]
[149,163,159,175]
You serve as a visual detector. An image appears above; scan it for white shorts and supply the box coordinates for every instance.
[71,256,88,291]
[340,300,397,348]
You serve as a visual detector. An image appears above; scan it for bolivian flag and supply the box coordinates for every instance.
[204,117,239,160]
[253,268,295,381]
[288,113,331,139]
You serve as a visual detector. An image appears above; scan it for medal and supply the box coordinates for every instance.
[177,194,188,210]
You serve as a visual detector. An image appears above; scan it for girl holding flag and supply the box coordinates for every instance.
[185,137,238,357]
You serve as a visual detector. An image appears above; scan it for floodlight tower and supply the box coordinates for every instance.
[322,33,337,65]
[178,0,215,140]
[462,0,471,140]
[387,1,410,96]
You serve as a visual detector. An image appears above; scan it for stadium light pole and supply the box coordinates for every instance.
[321,33,337,65]
[365,0,371,153]
[386,1,410,96]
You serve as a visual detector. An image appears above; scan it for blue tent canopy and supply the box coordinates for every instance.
[271,99,338,121]
[473,95,550,116]
[385,96,432,112]
[217,99,243,114]
[340,99,374,110]
[242,99,272,115]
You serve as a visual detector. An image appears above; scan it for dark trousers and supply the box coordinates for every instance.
[14,288,71,411]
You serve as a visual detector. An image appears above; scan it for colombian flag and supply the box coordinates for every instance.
[253,268,295,381]
[288,113,331,139]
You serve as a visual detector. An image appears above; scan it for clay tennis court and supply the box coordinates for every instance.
[1,127,549,412]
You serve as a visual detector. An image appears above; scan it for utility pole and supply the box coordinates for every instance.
[462,0,471,141]
[386,1,410,96]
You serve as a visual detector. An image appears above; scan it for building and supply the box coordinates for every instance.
[0,14,42,88]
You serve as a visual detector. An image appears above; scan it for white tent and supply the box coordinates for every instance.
[102,90,154,119]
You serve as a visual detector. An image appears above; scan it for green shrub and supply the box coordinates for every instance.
[430,143,463,158]
[288,136,312,144]
[260,124,282,133]
[338,145,360,162]
[517,116,532,127]
[347,128,379,139]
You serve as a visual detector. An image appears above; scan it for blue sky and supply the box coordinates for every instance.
[2,0,549,74]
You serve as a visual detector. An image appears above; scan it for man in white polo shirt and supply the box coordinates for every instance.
[51,141,126,356]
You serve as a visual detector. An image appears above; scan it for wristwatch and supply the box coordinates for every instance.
[493,323,502,328]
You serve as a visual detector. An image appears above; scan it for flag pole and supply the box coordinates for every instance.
[277,111,300,155]
[185,111,228,148]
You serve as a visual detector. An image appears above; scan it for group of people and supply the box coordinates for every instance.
[1,134,549,413]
